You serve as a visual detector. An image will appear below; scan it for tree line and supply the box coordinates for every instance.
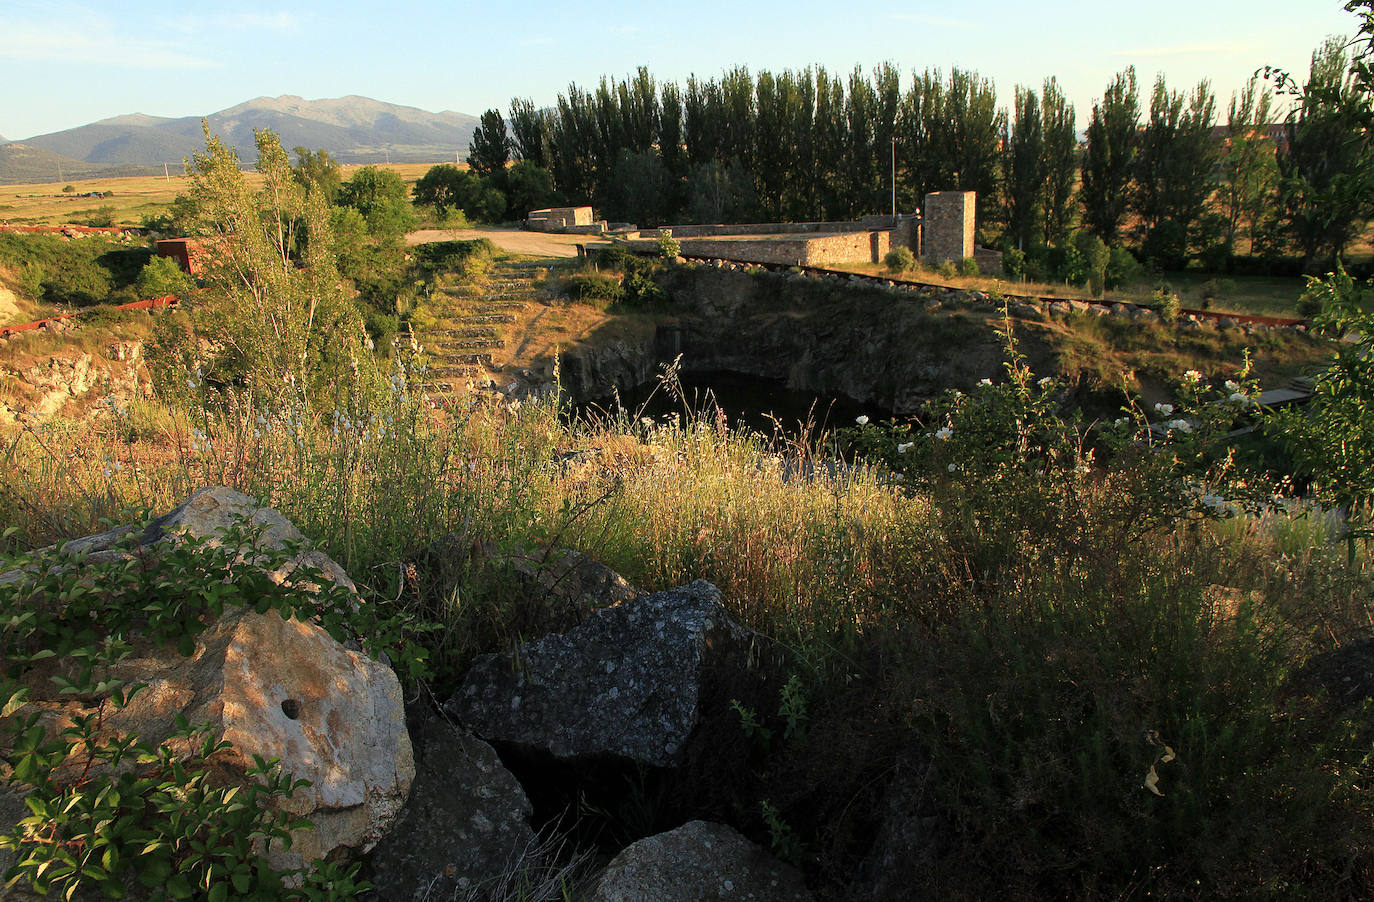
[435,35,1369,277]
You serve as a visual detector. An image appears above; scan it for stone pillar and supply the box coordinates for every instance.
[921,191,975,265]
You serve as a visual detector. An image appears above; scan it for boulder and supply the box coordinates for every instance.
[590,820,813,902]
[103,607,413,868]
[0,489,412,875]
[366,716,536,901]
[51,485,355,593]
[448,580,761,767]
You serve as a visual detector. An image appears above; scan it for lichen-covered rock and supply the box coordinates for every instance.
[365,716,536,901]
[448,580,758,767]
[590,821,813,902]
[97,606,413,868]
[0,489,412,875]
[49,486,355,593]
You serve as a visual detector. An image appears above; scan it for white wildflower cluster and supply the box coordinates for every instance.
[978,378,993,387]
[1038,377,1053,387]
[1165,419,1193,434]
[1114,417,1131,428]
[855,415,869,426]
[934,427,953,441]
[1154,403,1174,416]
[897,442,914,454]
[1183,370,1203,384]
[1200,493,1236,516]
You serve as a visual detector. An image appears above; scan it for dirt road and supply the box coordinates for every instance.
[405,227,590,258]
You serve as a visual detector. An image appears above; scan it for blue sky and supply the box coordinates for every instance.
[0,0,1358,141]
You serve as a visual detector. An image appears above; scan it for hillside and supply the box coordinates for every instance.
[15,95,479,171]
[0,143,162,184]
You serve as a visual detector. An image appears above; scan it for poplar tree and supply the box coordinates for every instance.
[1081,68,1140,244]
[1131,76,1218,267]
[1003,85,1045,249]
[1219,78,1277,256]
[467,109,512,179]
[1040,78,1077,246]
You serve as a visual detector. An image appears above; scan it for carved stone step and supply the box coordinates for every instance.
[459,313,517,325]
[474,302,525,313]
[437,338,506,351]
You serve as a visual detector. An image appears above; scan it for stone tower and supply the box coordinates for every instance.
[921,191,975,265]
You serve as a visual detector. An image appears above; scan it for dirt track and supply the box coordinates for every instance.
[405,227,589,258]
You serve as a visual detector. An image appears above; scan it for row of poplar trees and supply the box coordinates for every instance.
[469,40,1369,269]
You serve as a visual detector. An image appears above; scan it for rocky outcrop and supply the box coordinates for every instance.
[590,820,813,902]
[0,488,412,875]
[365,716,537,901]
[0,343,148,425]
[448,580,762,767]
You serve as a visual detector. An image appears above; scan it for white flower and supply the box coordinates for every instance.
[855,415,870,426]
[1038,377,1053,387]
[1225,380,1240,392]
[935,427,953,440]
[978,378,993,387]
[1166,419,1193,434]
[947,463,957,472]
[1154,403,1175,416]
[1114,417,1130,427]
[1183,370,1203,383]
[897,442,914,454]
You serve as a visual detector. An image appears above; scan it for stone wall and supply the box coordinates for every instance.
[921,192,975,265]
[665,230,891,266]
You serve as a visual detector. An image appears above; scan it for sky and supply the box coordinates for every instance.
[0,0,1360,142]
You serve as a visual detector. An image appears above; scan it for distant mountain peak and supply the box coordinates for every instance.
[7,95,480,175]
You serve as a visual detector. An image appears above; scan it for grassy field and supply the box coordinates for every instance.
[0,162,448,228]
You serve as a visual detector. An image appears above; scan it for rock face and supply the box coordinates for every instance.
[590,821,813,902]
[1,488,411,873]
[449,580,758,767]
[366,716,537,901]
[0,344,148,424]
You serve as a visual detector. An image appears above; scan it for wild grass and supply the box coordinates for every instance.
[2,344,1373,899]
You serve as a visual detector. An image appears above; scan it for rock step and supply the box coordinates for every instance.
[427,327,499,339]
[436,339,506,351]
[427,365,485,379]
[459,313,517,325]
[473,302,525,313]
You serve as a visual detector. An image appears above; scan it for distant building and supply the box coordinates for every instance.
[525,206,606,234]
[156,238,212,276]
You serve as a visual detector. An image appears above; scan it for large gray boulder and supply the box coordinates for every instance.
[590,821,813,902]
[366,716,537,901]
[448,580,764,767]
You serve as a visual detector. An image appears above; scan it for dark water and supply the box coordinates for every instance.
[579,371,886,438]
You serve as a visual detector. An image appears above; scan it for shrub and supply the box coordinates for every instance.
[936,259,958,280]
[884,247,915,273]
[561,272,624,305]
[656,235,682,260]
[61,184,74,193]
[1152,286,1183,322]
[83,204,118,228]
[133,254,195,300]
[1105,245,1143,290]
[1001,246,1026,279]
[956,256,980,277]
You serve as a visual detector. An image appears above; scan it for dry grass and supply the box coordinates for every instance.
[0,162,447,228]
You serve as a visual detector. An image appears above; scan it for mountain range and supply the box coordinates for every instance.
[1,95,480,183]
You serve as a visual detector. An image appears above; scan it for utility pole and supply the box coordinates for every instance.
[891,137,896,218]
[164,162,170,183]
[385,148,391,166]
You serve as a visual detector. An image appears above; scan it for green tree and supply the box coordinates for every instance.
[292,146,342,202]
[1131,76,1219,268]
[1003,85,1045,249]
[1040,78,1078,246]
[685,158,757,224]
[412,163,478,216]
[467,108,512,180]
[1081,68,1140,244]
[608,148,670,226]
[1218,78,1278,257]
[509,97,550,169]
[171,125,369,400]
[504,160,559,217]
[339,166,415,241]
[1278,36,1373,266]
[134,255,195,300]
